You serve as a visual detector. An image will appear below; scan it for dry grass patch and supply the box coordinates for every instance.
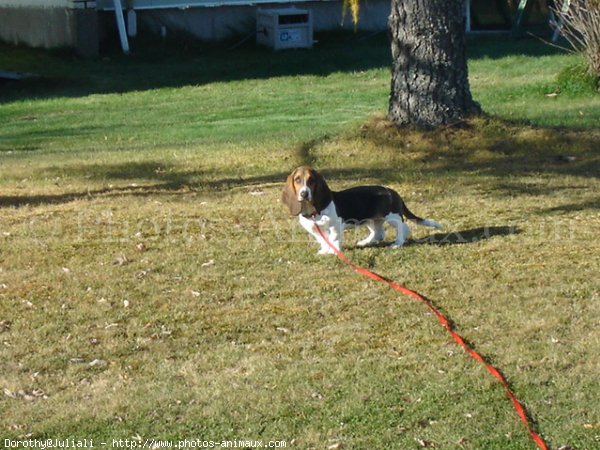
[1,117,599,449]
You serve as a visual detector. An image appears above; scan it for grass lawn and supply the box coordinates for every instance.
[1,33,599,449]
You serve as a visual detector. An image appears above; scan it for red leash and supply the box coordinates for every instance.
[313,224,548,450]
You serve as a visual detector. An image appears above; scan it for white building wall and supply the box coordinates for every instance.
[0,0,390,56]
[100,1,389,42]
[0,0,98,56]
[0,1,72,6]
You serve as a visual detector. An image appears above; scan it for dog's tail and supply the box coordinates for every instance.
[403,201,442,229]
[390,189,442,229]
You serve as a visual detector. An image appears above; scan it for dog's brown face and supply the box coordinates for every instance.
[282,166,329,216]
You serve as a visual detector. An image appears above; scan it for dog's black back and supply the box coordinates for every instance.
[332,186,402,222]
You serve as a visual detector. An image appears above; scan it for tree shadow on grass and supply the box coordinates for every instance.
[538,197,600,214]
[0,161,292,208]
[0,184,182,208]
[2,115,598,210]
[0,31,392,102]
[0,33,567,102]
[356,116,600,183]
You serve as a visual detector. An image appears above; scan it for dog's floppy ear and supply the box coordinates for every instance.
[282,172,302,216]
[311,169,333,213]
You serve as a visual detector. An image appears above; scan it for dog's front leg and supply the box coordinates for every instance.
[299,215,332,254]
[314,214,341,255]
[324,218,343,254]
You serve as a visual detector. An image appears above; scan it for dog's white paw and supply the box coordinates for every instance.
[318,243,339,255]
[318,248,335,255]
[357,238,375,247]
[314,216,331,227]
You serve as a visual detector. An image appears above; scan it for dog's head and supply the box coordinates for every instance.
[281,166,332,216]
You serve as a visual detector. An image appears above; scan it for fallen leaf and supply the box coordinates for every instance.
[89,359,107,367]
[114,255,129,266]
[416,438,436,448]
[5,388,48,401]
[136,270,149,279]
[3,388,17,399]
[21,392,35,401]
[0,320,10,333]
[30,388,46,398]
[457,437,469,447]
[556,155,577,163]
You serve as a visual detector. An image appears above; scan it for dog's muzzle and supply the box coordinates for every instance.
[298,187,311,202]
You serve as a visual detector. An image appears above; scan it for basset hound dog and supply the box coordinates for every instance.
[282,166,442,254]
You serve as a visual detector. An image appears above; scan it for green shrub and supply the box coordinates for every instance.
[556,62,600,94]
[551,0,600,79]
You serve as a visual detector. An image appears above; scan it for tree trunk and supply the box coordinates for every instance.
[388,0,481,129]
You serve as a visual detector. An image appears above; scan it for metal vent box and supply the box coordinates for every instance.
[256,8,313,50]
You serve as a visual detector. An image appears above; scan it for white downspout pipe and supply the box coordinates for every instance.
[113,0,130,54]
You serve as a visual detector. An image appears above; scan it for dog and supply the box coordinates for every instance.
[282,166,442,254]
